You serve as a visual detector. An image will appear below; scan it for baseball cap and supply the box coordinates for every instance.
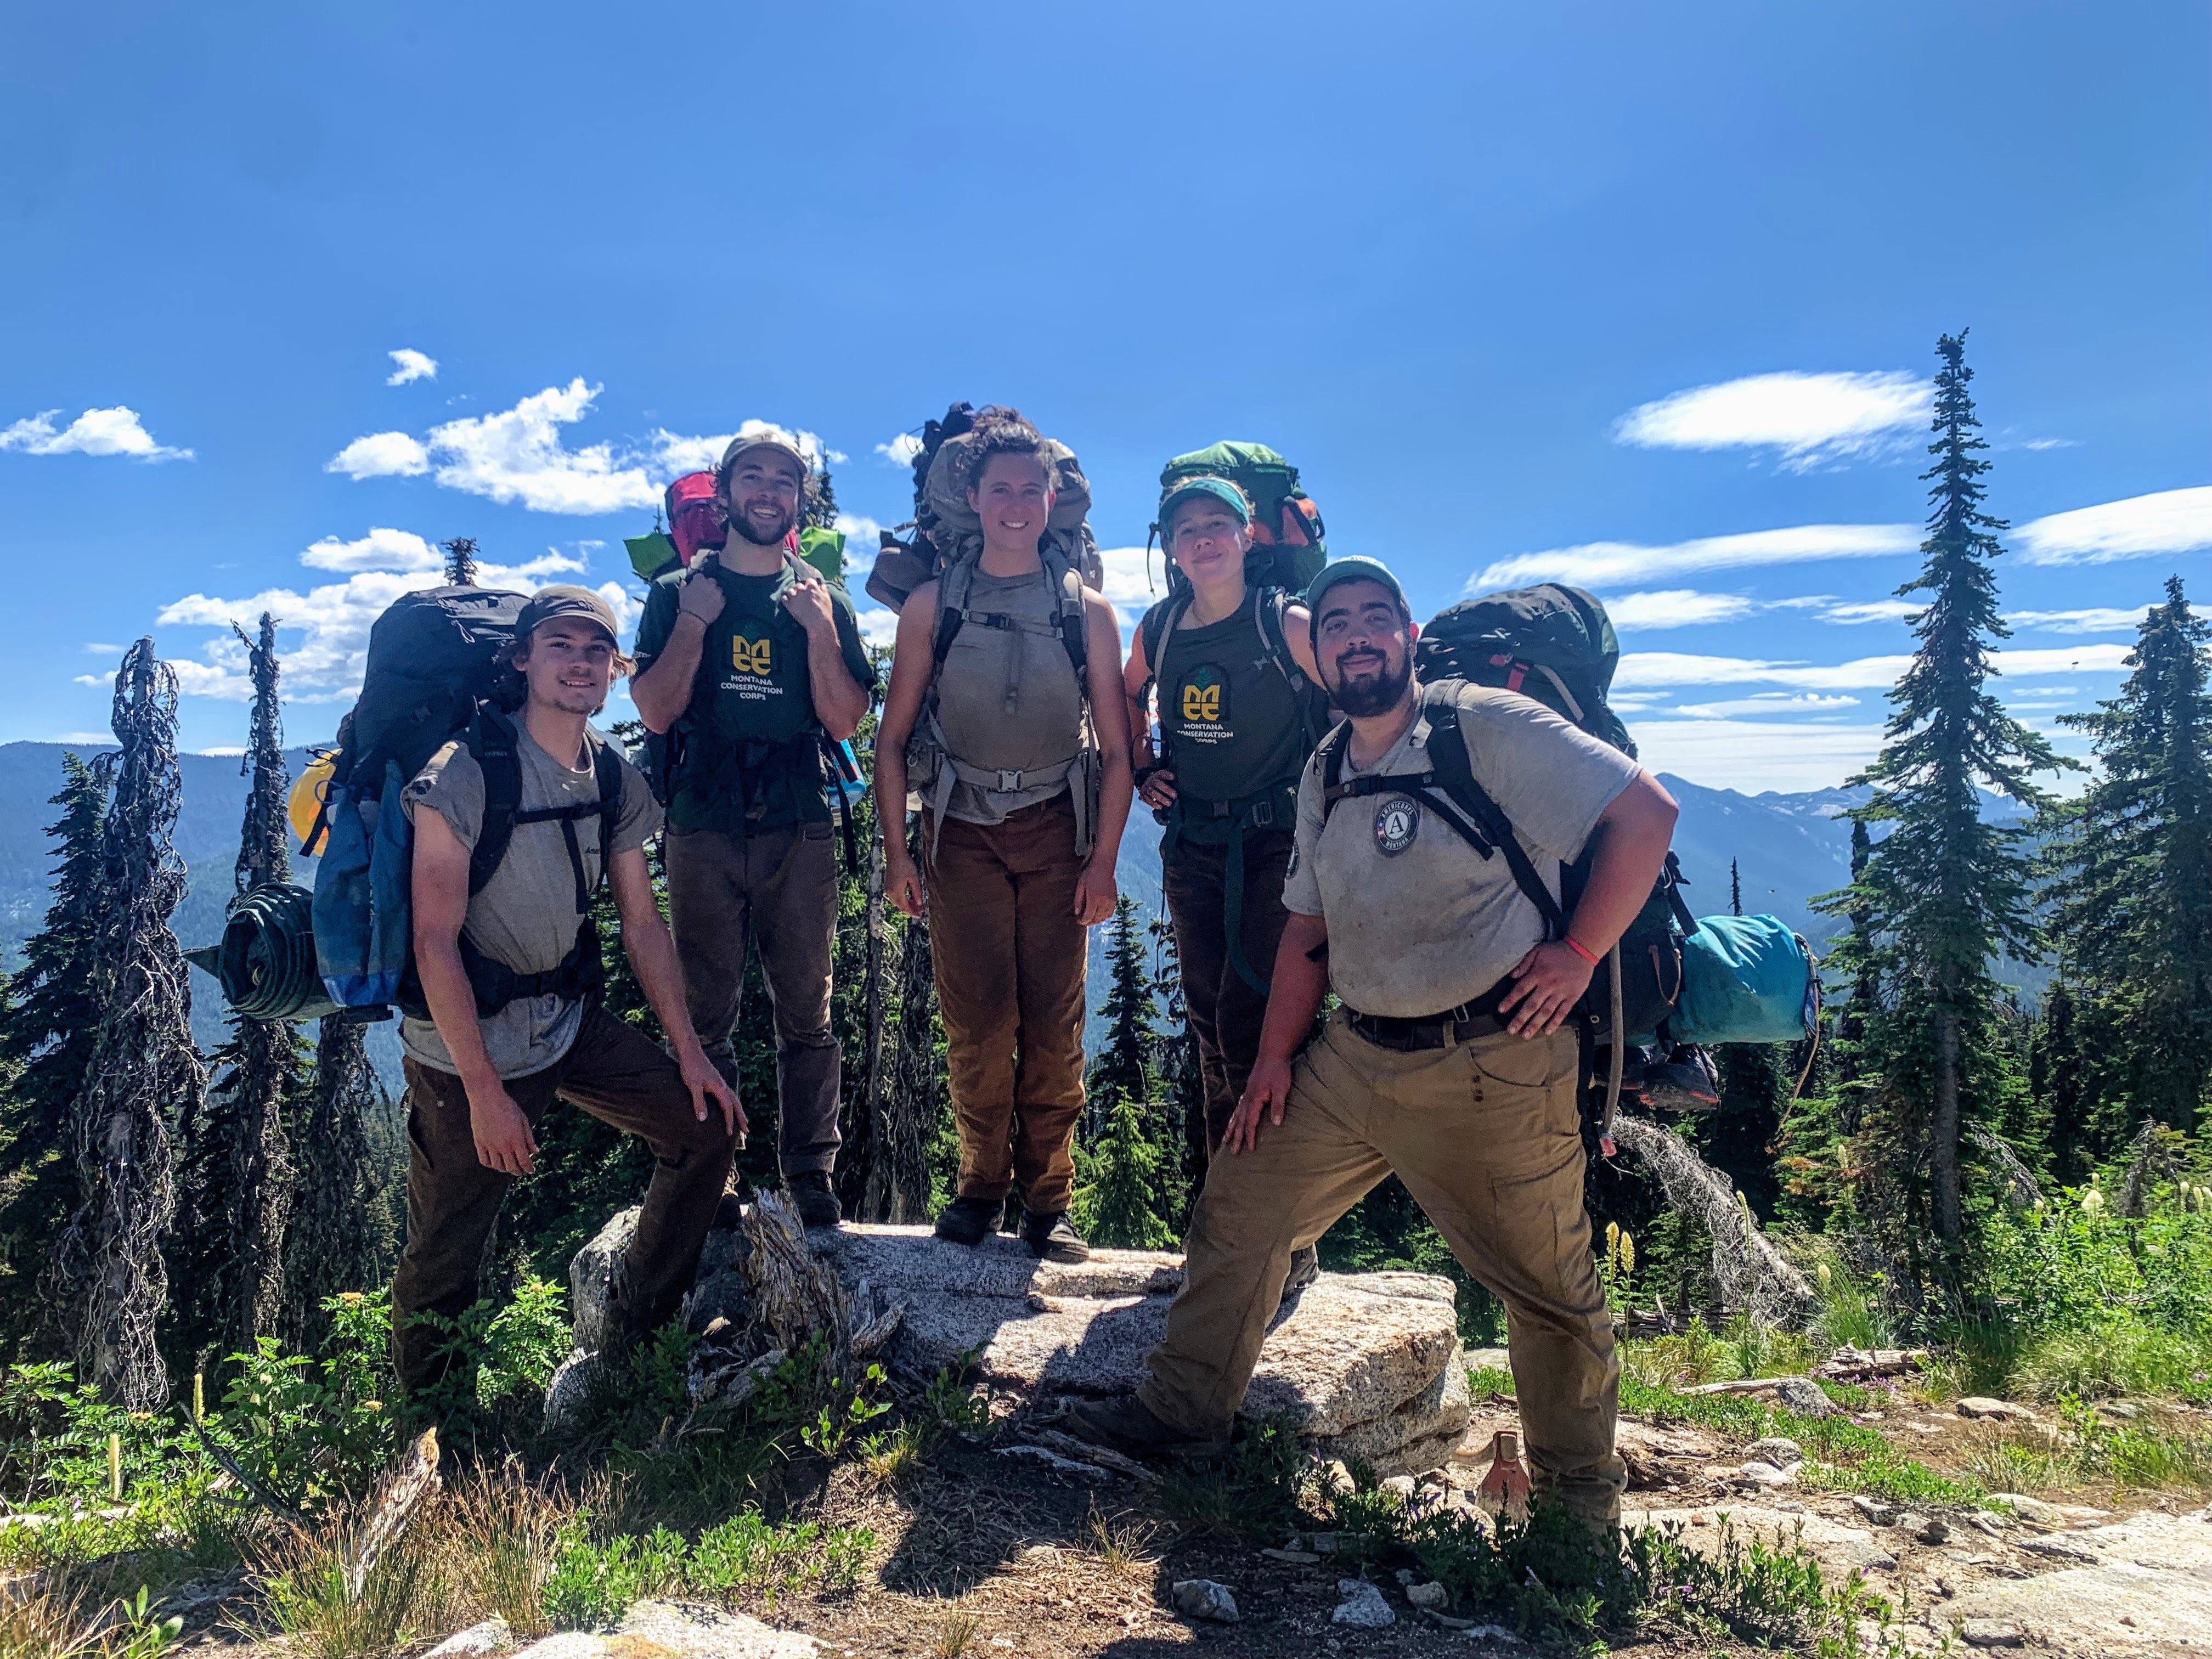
[516,585,619,643]
[1157,476,1252,536]
[1305,557,1410,637]
[719,424,811,479]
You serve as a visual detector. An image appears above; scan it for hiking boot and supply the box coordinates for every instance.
[1022,1209,1090,1263]
[1064,1392,1226,1459]
[1280,1244,1320,1302]
[933,1196,1001,1247]
[787,1171,842,1229]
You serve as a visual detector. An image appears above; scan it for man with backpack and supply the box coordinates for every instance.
[394,586,742,1395]
[1070,557,1679,1530]
[1123,473,1327,1291]
[630,429,874,1229]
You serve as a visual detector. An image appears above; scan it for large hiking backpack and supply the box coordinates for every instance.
[864,402,1103,612]
[1147,441,1328,599]
[1414,583,1634,753]
[306,584,625,1022]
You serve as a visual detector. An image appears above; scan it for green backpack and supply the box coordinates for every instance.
[1148,441,1328,598]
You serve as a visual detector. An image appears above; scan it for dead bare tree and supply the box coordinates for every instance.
[1611,1111,1816,1328]
[283,1014,394,1353]
[53,640,198,1407]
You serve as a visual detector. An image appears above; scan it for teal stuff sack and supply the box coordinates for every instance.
[310,763,411,1017]
[1671,914,1817,1046]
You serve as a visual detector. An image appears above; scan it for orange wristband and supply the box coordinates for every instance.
[1562,935,1602,967]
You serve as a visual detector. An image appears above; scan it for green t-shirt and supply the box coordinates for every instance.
[635,555,876,833]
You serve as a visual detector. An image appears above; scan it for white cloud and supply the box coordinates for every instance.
[1472,523,1918,591]
[1672,692,1862,719]
[300,527,442,573]
[1094,544,1171,633]
[2005,606,2150,635]
[1617,644,2132,693]
[328,430,430,478]
[1635,720,1890,793]
[1820,599,1921,625]
[854,606,901,650]
[1992,645,2136,678]
[1600,590,1759,630]
[2015,487,2212,566]
[385,348,438,386]
[198,746,247,757]
[2,405,192,462]
[83,641,122,654]
[50,731,116,746]
[876,432,924,467]
[1613,370,1930,470]
[645,419,834,479]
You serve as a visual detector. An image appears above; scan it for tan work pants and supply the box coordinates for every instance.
[1139,1009,1626,1522]
[926,793,1088,1215]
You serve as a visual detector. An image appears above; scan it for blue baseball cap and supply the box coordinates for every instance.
[1304,557,1409,638]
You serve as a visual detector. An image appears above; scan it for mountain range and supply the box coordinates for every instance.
[0,739,2038,1077]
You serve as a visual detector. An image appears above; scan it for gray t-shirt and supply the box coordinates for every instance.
[1282,684,1641,1018]
[399,723,662,1079]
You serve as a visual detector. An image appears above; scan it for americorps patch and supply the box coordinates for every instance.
[1374,794,1421,856]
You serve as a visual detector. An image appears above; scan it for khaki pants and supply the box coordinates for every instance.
[1139,1009,1625,1522]
[392,1005,736,1393]
[926,794,1088,1215]
[665,822,842,1177]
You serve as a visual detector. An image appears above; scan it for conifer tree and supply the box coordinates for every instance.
[282,1014,394,1352]
[1816,332,2067,1251]
[0,755,112,1350]
[1074,1096,1176,1250]
[1730,857,1742,916]
[442,536,479,586]
[173,617,300,1364]
[2044,577,2212,1141]
[1089,896,1156,1130]
[1074,897,1181,1247]
[1148,912,1208,1201]
[2030,980,2090,1187]
[54,641,199,1406]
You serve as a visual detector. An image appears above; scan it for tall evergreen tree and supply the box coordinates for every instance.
[1088,896,1156,1131]
[442,536,479,586]
[1730,857,1742,917]
[54,642,199,1406]
[1815,332,2068,1251]
[2044,577,2212,1140]
[2029,979,2090,1186]
[1074,897,1181,1247]
[173,617,300,1365]
[0,756,112,1351]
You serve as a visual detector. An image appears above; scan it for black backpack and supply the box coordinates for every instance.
[1414,583,1634,753]
[309,584,624,1022]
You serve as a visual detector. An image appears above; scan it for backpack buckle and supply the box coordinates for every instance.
[996,768,1024,792]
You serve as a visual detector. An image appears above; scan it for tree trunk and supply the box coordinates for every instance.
[1931,1002,1963,1245]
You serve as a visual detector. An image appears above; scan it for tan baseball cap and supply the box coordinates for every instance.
[517,584,619,642]
[719,424,811,479]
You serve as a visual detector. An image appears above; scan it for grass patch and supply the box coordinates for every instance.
[1468,1363,1515,1400]
[1155,1416,1311,1537]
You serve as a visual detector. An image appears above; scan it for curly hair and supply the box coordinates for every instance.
[963,405,1050,487]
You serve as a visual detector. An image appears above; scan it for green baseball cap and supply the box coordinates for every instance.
[1305,557,1409,637]
[1156,476,1252,538]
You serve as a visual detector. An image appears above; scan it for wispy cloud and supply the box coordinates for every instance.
[1474,523,1917,591]
[1672,692,1862,719]
[1634,720,1889,793]
[1617,644,2133,693]
[1613,370,1930,471]
[385,348,438,386]
[299,527,443,573]
[2,406,193,462]
[1600,590,1760,630]
[876,432,923,467]
[2005,606,2151,635]
[1819,599,1921,625]
[2014,486,2212,566]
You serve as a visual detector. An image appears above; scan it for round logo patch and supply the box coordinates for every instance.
[1374,794,1421,857]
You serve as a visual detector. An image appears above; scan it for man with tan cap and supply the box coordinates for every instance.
[393,585,742,1394]
[1072,557,1679,1529]
[631,427,873,1228]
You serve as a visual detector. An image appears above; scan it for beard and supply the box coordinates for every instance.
[729,499,798,546]
[1328,646,1413,718]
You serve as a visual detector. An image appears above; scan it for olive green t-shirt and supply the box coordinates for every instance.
[1282,683,1641,1018]
[398,724,661,1079]
[634,554,874,834]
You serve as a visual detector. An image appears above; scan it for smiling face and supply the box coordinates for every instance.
[1313,578,1416,718]
[514,616,619,717]
[1168,499,1251,589]
[721,449,805,547]
[968,451,1055,555]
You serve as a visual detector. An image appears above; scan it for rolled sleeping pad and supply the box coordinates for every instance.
[183,882,341,1023]
[1670,913,1817,1046]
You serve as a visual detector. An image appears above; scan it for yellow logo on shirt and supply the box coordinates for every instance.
[1182,681,1222,722]
[731,634,774,676]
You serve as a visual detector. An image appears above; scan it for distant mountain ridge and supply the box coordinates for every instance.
[0,740,2041,1071]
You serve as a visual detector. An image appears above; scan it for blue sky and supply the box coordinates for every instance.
[4,1,2206,792]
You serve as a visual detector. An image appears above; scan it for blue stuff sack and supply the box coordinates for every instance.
[1670,913,1817,1046]
[311,761,413,1015]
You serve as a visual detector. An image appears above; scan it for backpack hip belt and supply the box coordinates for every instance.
[1163,777,1300,996]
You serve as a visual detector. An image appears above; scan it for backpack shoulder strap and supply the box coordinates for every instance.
[1047,545,1089,683]
[466,704,524,897]
[1138,594,1187,686]
[930,556,974,670]
[1420,697,1567,936]
[1314,719,1352,826]
[590,736,625,876]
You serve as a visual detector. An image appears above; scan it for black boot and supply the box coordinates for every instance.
[1021,1209,1091,1263]
[1064,1391,1226,1458]
[787,1170,842,1229]
[933,1195,1001,1246]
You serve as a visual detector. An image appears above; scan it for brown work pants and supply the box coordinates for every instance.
[926,794,1088,1215]
[1161,828,1296,1158]
[664,822,843,1176]
[1139,1010,1626,1523]
[392,1004,736,1393]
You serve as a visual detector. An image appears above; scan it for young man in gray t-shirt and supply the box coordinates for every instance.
[1071,558,1679,1530]
[392,585,742,1396]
